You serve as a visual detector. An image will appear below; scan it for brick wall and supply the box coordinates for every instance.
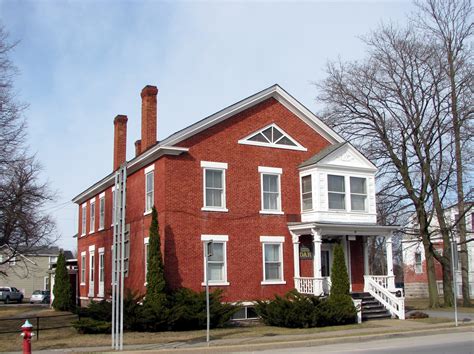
[77,97,330,304]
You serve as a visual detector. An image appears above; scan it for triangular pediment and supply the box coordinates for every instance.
[319,144,376,170]
[238,123,307,151]
[300,143,376,171]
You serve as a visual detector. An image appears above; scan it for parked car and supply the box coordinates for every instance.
[0,287,24,304]
[30,290,50,304]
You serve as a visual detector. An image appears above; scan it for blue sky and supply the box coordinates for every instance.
[0,0,413,252]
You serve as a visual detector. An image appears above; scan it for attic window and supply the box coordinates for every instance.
[238,124,307,151]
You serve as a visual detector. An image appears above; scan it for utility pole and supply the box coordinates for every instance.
[451,237,458,327]
[112,164,127,350]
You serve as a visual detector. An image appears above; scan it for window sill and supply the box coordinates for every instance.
[89,231,95,235]
[80,233,86,237]
[143,210,152,216]
[201,207,229,213]
[259,210,284,215]
[98,227,104,232]
[96,293,104,298]
[261,280,286,285]
[80,283,85,286]
[201,282,230,286]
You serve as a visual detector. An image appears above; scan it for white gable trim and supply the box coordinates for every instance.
[238,123,307,151]
[301,144,377,173]
[160,85,343,148]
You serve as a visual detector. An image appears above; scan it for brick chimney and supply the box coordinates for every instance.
[140,85,158,151]
[135,139,142,156]
[113,115,128,170]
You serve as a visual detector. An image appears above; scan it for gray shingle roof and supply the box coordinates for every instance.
[299,142,347,168]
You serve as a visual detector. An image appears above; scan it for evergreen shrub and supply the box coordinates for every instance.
[256,290,356,328]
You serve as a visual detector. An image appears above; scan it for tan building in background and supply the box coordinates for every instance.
[0,246,73,299]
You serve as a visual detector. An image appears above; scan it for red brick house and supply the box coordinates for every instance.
[73,84,405,319]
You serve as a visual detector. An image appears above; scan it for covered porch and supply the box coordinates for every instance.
[288,222,405,319]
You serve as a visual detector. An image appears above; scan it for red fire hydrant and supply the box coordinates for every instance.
[20,319,34,354]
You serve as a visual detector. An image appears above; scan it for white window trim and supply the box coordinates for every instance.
[327,174,368,213]
[98,194,105,231]
[144,168,154,215]
[415,252,423,274]
[89,198,96,234]
[260,236,286,285]
[144,237,149,285]
[111,186,116,226]
[80,251,86,285]
[349,176,368,212]
[88,245,95,297]
[201,161,228,212]
[300,173,313,212]
[144,164,155,174]
[97,248,105,297]
[259,167,283,214]
[238,123,307,151]
[81,204,87,236]
[201,235,229,286]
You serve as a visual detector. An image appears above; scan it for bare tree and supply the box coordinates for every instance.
[414,0,473,306]
[317,24,456,307]
[0,24,57,275]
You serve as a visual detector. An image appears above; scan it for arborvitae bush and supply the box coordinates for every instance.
[52,251,75,311]
[145,207,167,307]
[318,294,357,326]
[330,244,350,297]
[77,299,111,321]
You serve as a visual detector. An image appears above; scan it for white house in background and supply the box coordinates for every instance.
[402,203,474,298]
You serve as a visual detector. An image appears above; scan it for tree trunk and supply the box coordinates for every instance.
[419,214,440,308]
[423,242,440,308]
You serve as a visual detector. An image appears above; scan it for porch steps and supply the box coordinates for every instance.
[351,292,392,321]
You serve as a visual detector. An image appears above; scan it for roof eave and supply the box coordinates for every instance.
[72,146,188,204]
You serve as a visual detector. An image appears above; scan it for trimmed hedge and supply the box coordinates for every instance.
[74,288,238,333]
[256,290,356,328]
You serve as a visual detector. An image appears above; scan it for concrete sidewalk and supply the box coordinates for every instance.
[11,319,473,354]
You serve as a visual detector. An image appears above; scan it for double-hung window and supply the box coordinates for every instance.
[328,175,345,210]
[88,246,95,297]
[111,186,116,226]
[80,252,86,285]
[201,161,228,212]
[98,249,105,297]
[301,175,312,211]
[260,236,285,284]
[350,177,367,211]
[415,252,423,274]
[81,204,86,236]
[145,164,154,214]
[259,167,282,214]
[99,193,105,230]
[89,198,96,233]
[201,235,229,285]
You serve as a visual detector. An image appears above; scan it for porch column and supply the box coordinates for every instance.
[363,237,369,275]
[311,228,323,295]
[291,233,300,280]
[385,233,395,290]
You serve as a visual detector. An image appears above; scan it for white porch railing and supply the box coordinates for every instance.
[294,277,330,296]
[364,275,405,320]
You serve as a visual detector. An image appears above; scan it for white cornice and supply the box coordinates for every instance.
[72,146,188,204]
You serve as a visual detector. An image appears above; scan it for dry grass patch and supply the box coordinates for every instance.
[405,298,474,312]
[0,321,381,352]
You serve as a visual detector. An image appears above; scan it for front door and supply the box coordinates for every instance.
[350,238,364,292]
